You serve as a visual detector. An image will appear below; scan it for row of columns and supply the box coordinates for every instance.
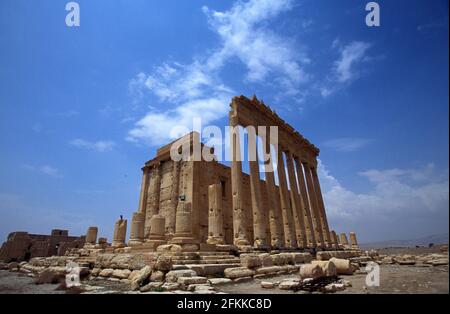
[230,125,332,249]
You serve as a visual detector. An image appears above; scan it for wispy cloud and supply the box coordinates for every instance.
[320,40,372,97]
[127,0,307,145]
[69,139,115,152]
[319,160,449,240]
[417,19,447,32]
[21,164,62,178]
[323,137,372,152]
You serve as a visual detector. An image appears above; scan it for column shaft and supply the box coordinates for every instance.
[286,151,307,248]
[144,164,162,239]
[294,158,317,248]
[277,148,298,248]
[311,166,332,247]
[230,125,250,246]
[138,167,150,214]
[303,162,325,247]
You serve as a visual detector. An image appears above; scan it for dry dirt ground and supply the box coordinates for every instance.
[0,247,448,294]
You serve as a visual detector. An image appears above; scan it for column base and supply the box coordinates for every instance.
[207,237,224,245]
[111,241,126,248]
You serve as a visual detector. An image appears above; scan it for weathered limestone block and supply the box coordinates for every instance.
[279,253,295,265]
[166,269,197,283]
[140,281,163,292]
[161,282,181,291]
[129,212,145,246]
[291,252,313,264]
[261,281,275,289]
[311,260,337,277]
[157,244,182,253]
[393,255,416,265]
[112,269,131,279]
[150,270,165,282]
[207,183,225,245]
[208,278,232,285]
[259,253,274,267]
[240,254,262,269]
[299,263,324,279]
[255,266,281,275]
[329,257,355,275]
[271,254,287,266]
[99,268,114,277]
[279,278,301,290]
[112,219,127,248]
[154,255,173,272]
[178,276,208,285]
[130,265,153,291]
[224,267,255,279]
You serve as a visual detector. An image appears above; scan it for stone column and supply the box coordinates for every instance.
[138,167,150,214]
[263,131,284,248]
[303,162,325,248]
[349,232,359,249]
[230,124,250,247]
[207,183,225,245]
[248,129,268,248]
[144,163,162,238]
[294,158,317,248]
[170,202,198,248]
[128,212,145,246]
[330,230,340,250]
[147,214,167,247]
[85,227,98,245]
[167,161,180,237]
[112,219,127,248]
[277,148,298,248]
[340,233,350,249]
[311,166,332,248]
[286,151,307,248]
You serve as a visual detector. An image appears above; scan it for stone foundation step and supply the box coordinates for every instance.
[178,263,241,276]
[174,258,241,265]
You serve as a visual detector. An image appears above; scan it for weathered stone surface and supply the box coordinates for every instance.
[224,267,255,279]
[156,244,183,253]
[178,276,208,285]
[258,253,274,267]
[311,260,337,277]
[393,255,416,265]
[34,268,65,284]
[299,264,323,279]
[112,269,131,279]
[161,282,181,291]
[155,255,173,272]
[279,279,300,290]
[272,254,287,266]
[208,278,232,285]
[140,281,163,292]
[240,254,262,269]
[166,269,197,283]
[255,266,281,275]
[99,268,114,277]
[130,265,153,291]
[291,252,313,264]
[329,257,355,275]
[261,281,275,289]
[150,270,165,282]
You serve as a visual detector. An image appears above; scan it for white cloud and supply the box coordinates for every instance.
[323,137,372,152]
[127,0,308,145]
[318,160,449,240]
[334,41,371,83]
[70,139,115,152]
[320,40,372,97]
[21,164,62,178]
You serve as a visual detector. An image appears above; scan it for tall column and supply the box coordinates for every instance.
[311,166,332,248]
[230,124,250,247]
[112,219,127,248]
[167,161,180,237]
[138,167,150,214]
[263,131,284,248]
[303,162,325,248]
[248,129,268,248]
[144,163,162,239]
[330,230,340,250]
[294,158,317,248]
[207,183,225,245]
[170,202,198,248]
[85,227,98,247]
[277,148,298,248]
[286,151,308,248]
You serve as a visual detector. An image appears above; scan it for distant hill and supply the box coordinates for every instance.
[360,233,449,249]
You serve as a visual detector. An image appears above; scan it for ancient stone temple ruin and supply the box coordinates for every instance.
[123,95,348,252]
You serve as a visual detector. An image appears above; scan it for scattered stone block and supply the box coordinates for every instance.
[224,267,255,279]
[261,281,275,289]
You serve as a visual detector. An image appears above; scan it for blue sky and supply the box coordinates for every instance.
[0,0,448,243]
